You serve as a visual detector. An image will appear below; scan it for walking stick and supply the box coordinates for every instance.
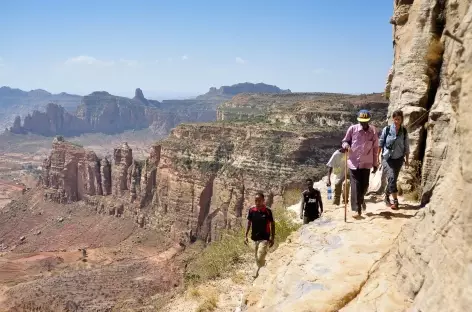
[344,151,348,222]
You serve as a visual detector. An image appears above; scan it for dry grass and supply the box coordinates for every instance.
[426,35,444,67]
[188,285,201,299]
[231,271,247,285]
[195,287,219,312]
[196,295,218,312]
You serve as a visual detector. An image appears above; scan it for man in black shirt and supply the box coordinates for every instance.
[299,178,323,224]
[245,191,275,278]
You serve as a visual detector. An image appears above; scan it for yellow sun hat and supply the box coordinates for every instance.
[357,109,371,122]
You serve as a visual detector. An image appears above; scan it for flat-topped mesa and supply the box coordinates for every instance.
[41,136,102,203]
[216,92,388,127]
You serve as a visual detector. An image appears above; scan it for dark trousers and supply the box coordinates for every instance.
[303,214,319,224]
[383,157,404,194]
[349,168,370,212]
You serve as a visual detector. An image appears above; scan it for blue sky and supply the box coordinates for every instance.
[0,0,394,99]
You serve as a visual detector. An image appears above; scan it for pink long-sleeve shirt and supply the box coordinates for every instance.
[341,124,379,170]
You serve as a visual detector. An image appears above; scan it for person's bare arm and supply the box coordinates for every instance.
[341,126,353,150]
[318,191,323,215]
[373,129,380,169]
[299,193,304,219]
[327,167,333,186]
[244,220,251,244]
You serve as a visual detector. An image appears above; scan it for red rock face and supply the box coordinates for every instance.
[42,137,101,203]
[112,143,133,196]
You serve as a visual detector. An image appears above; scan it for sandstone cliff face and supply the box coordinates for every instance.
[362,1,472,311]
[217,93,388,129]
[19,103,89,136]
[42,136,102,203]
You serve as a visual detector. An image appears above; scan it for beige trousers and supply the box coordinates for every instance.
[254,240,269,268]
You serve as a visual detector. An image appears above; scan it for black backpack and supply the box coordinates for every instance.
[381,125,407,151]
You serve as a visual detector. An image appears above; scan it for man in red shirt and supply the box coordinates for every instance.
[245,191,275,278]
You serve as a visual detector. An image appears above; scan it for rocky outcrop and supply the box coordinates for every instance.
[0,86,82,131]
[100,158,112,195]
[11,103,89,136]
[42,136,102,203]
[112,143,133,196]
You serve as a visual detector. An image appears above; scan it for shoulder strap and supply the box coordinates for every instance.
[381,126,390,149]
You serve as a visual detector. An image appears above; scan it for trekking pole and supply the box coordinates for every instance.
[344,150,348,222]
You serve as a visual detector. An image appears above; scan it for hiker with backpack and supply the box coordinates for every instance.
[378,109,410,209]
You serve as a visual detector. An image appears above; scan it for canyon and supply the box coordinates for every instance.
[0,90,389,310]
[0,0,470,310]
[34,92,389,244]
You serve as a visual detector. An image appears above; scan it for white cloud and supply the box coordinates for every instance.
[64,55,114,66]
[235,57,246,64]
[181,55,188,61]
[119,59,139,67]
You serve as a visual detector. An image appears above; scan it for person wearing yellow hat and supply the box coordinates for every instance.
[341,109,379,217]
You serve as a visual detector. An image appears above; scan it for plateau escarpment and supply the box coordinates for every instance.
[5,82,292,137]
[9,89,217,137]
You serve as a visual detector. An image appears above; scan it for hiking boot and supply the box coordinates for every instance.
[384,195,391,207]
[391,199,399,210]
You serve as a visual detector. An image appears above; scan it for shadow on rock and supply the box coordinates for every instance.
[366,211,414,219]
[398,203,423,210]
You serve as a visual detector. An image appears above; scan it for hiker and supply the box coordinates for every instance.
[341,109,379,217]
[244,191,275,278]
[326,148,350,206]
[378,109,410,209]
[299,178,323,224]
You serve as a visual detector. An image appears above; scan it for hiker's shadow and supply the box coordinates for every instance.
[398,203,423,211]
[366,211,414,219]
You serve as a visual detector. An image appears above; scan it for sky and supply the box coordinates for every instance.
[0,0,394,99]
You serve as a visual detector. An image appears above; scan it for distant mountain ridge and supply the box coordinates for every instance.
[196,82,291,102]
[0,86,82,131]
[2,82,291,136]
